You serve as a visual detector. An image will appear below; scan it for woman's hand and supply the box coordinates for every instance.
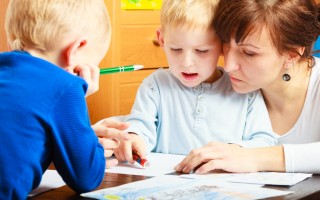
[175,141,259,174]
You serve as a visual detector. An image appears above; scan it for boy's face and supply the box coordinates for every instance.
[158,25,222,88]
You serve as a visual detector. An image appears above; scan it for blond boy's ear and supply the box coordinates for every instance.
[65,38,88,68]
[156,28,165,47]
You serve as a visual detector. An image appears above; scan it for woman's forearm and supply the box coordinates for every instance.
[251,145,286,172]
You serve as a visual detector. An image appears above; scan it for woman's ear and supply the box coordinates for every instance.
[65,38,88,68]
[286,46,305,66]
[156,28,165,47]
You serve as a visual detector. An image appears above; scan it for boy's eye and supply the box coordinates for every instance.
[170,48,182,52]
[196,49,209,54]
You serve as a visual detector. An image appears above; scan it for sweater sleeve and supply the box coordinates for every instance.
[124,73,160,153]
[284,142,320,174]
[49,82,105,193]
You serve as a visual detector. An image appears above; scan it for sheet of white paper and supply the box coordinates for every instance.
[28,170,66,197]
[106,153,185,176]
[181,172,312,186]
[82,175,293,200]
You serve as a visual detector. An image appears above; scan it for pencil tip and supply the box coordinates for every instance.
[134,65,144,70]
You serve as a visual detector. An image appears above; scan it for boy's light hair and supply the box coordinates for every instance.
[160,0,219,31]
[5,0,111,52]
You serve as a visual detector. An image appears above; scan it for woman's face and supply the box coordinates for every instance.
[223,27,288,93]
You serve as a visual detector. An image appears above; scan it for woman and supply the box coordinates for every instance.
[175,0,320,174]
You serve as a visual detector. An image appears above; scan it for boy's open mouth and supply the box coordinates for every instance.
[182,72,198,81]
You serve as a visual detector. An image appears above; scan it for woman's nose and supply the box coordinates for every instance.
[223,50,240,72]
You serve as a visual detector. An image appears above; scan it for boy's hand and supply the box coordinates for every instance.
[93,118,130,137]
[92,118,130,168]
[114,133,147,165]
[98,137,120,168]
[72,64,100,97]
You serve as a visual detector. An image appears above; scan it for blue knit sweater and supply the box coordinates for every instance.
[0,51,105,199]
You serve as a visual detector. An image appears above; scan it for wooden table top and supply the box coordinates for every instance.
[28,172,320,200]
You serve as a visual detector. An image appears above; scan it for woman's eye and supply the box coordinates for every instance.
[243,51,256,57]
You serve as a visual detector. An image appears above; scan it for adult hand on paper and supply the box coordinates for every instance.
[113,133,147,165]
[92,118,130,168]
[175,141,259,174]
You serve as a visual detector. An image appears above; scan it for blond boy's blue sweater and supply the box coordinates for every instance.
[0,51,105,199]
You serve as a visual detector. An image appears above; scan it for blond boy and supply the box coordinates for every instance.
[0,0,127,198]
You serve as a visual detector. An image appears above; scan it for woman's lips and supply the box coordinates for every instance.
[229,75,241,82]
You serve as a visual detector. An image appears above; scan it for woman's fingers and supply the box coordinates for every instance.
[176,143,227,173]
[194,160,216,174]
[175,146,212,173]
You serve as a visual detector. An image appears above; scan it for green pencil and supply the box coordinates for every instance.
[100,65,144,75]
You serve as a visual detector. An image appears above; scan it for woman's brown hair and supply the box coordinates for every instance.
[214,0,320,61]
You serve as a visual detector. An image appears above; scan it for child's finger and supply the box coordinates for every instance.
[100,118,130,130]
[106,158,119,168]
[104,149,114,157]
[98,137,121,150]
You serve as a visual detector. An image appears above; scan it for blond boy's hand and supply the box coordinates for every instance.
[97,137,120,167]
[73,64,100,97]
[92,118,130,168]
[94,118,130,137]
[114,133,147,165]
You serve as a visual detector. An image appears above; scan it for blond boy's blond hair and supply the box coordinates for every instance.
[5,0,111,52]
[160,0,219,31]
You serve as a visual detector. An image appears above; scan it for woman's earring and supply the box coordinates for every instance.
[282,71,291,81]
[282,60,294,81]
